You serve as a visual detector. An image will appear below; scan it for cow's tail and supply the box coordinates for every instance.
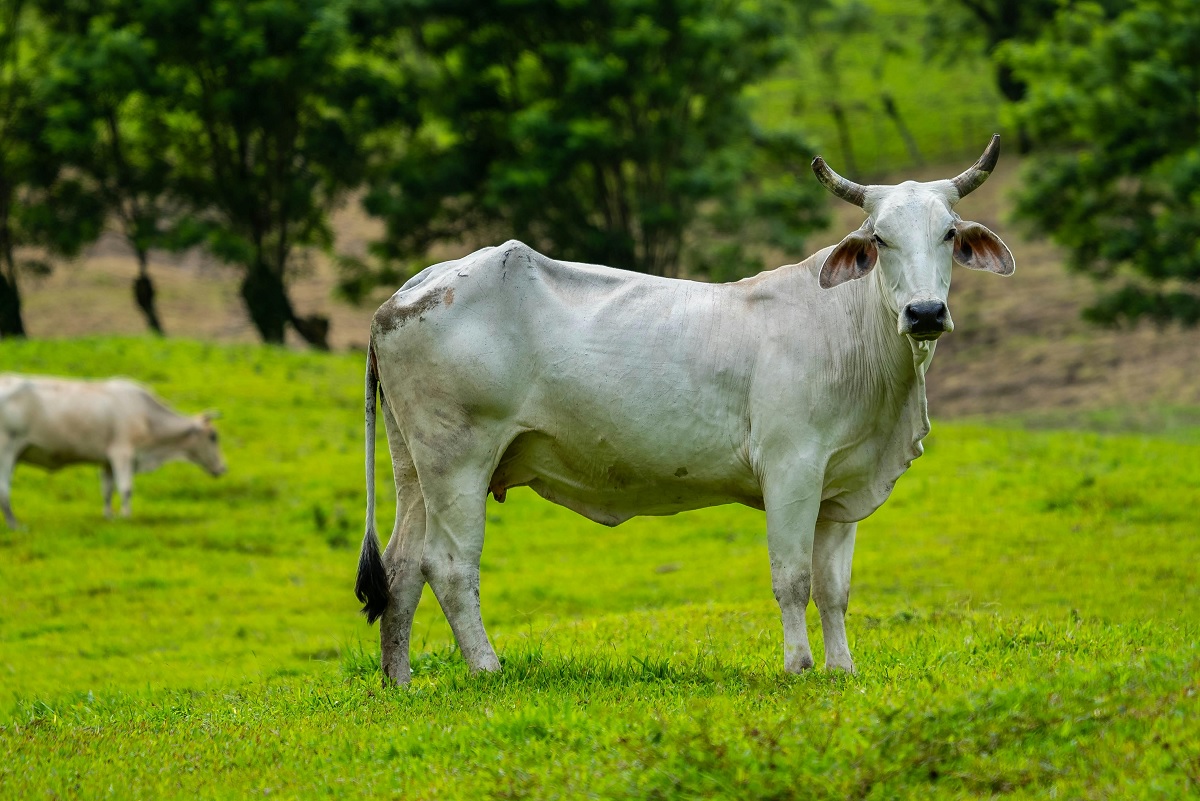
[355,344,389,624]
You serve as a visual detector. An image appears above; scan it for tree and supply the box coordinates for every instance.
[923,0,1129,151]
[0,1,101,338]
[358,0,825,284]
[36,4,182,334]
[1005,0,1200,326]
[122,0,406,346]
[0,0,42,337]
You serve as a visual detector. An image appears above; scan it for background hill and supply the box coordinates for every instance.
[19,157,1200,420]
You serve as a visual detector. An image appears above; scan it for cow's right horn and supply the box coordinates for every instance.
[811,156,867,208]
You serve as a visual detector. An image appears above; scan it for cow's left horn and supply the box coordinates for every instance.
[950,134,1001,201]
[811,156,866,208]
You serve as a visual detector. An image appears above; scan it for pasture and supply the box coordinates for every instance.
[1,337,1197,798]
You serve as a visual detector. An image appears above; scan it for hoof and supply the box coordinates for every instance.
[382,658,411,685]
[382,668,411,686]
[470,654,502,674]
[784,654,815,673]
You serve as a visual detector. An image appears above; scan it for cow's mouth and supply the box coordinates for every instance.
[908,331,944,342]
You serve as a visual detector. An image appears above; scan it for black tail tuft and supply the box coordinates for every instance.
[355,530,389,624]
[358,342,388,624]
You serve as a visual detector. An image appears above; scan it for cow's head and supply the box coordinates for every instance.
[812,135,1014,342]
[184,411,227,477]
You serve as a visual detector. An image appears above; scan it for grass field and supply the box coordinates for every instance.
[2,337,1198,798]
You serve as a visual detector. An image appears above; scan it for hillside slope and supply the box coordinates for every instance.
[14,158,1200,418]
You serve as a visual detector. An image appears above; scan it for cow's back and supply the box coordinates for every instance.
[0,376,153,468]
[371,241,759,424]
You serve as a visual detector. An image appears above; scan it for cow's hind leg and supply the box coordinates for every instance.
[813,520,856,673]
[378,403,428,684]
[418,460,500,674]
[100,464,115,519]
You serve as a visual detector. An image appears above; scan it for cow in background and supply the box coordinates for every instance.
[0,375,227,527]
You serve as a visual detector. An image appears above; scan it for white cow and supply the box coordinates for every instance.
[357,136,1015,682]
[0,375,227,527]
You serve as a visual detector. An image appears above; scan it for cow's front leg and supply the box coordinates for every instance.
[100,464,115,519]
[108,451,135,518]
[764,475,822,673]
[0,445,18,529]
[813,520,857,673]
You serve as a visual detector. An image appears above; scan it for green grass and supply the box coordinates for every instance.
[1,337,1198,798]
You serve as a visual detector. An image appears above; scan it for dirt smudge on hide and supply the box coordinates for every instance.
[604,461,635,489]
[374,287,455,334]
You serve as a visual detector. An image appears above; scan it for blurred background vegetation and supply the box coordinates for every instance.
[1,0,1197,357]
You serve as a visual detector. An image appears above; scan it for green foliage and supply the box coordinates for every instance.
[759,0,1002,177]
[362,0,826,281]
[146,0,409,345]
[30,0,410,345]
[1,337,1199,796]
[922,0,1129,106]
[35,1,191,333]
[1004,0,1200,326]
[0,1,104,337]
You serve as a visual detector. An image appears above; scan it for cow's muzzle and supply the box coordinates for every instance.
[901,300,952,341]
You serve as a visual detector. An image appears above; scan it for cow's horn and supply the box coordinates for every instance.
[950,134,1001,201]
[811,156,866,208]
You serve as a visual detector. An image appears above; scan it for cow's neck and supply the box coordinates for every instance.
[134,407,195,472]
[825,268,936,515]
[846,270,934,480]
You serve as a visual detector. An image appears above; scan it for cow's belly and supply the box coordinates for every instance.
[489,431,762,526]
[18,444,100,471]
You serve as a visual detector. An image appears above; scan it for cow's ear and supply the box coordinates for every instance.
[819,227,878,289]
[201,409,222,422]
[953,221,1015,276]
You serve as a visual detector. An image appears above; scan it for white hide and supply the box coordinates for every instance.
[0,375,226,526]
[364,176,1013,683]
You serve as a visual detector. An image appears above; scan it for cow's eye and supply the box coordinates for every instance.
[944,229,956,242]
[872,234,889,248]
[210,431,219,443]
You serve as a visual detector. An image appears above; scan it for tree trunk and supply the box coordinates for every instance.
[880,93,924,167]
[292,313,330,351]
[828,101,859,178]
[133,249,164,335]
[240,260,293,344]
[0,251,25,338]
[239,259,331,348]
[994,63,1032,154]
